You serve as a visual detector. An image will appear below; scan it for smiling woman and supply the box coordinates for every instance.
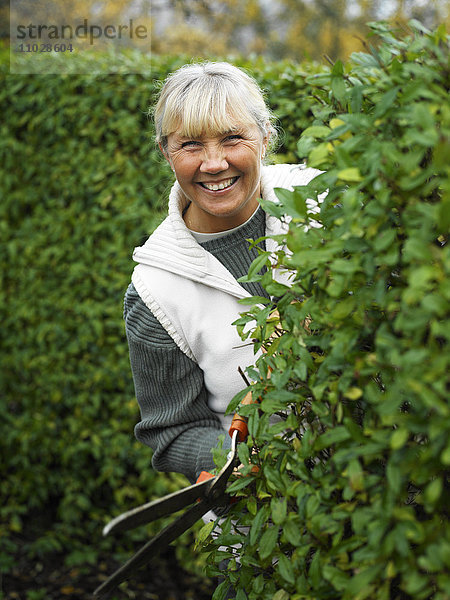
[125,59,320,480]
[123,62,320,595]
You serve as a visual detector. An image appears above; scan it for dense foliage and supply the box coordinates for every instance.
[203,21,450,600]
[0,49,322,594]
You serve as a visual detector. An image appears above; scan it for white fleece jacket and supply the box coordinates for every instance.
[132,163,320,426]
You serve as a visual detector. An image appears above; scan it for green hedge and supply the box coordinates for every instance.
[0,54,182,580]
[0,49,324,589]
[203,21,450,600]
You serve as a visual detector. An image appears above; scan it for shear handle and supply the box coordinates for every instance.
[229,391,257,442]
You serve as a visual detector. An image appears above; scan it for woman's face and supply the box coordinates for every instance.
[164,123,267,233]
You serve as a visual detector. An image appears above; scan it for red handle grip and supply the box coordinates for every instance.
[196,470,215,484]
[228,390,259,442]
[228,414,249,442]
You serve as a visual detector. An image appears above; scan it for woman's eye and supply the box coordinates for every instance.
[225,135,242,142]
[181,140,201,148]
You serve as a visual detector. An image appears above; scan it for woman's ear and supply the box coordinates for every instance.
[261,135,269,160]
[159,142,169,161]
[159,142,174,171]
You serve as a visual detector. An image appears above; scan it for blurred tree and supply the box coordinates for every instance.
[0,0,9,40]
[149,0,449,60]
[152,0,270,56]
[276,0,350,60]
[272,0,449,60]
[6,0,449,60]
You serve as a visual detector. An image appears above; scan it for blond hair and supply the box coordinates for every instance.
[153,62,277,152]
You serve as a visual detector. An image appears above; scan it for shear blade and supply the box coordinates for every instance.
[103,477,215,536]
[94,500,214,597]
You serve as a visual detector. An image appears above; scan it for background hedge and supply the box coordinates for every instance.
[0,50,323,595]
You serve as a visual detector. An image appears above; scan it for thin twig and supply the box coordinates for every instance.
[238,366,251,386]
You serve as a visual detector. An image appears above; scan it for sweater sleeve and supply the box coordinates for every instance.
[124,283,231,483]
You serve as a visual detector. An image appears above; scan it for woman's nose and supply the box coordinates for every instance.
[200,146,228,173]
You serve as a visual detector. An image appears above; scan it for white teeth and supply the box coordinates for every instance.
[201,177,237,191]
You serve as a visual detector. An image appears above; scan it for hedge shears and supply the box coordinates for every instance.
[94,401,253,598]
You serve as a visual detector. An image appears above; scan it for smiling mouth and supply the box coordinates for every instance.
[199,176,239,191]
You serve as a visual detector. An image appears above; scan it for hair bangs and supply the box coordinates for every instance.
[162,76,260,140]
[155,61,278,152]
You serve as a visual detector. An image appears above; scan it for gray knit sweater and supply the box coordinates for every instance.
[124,205,269,483]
